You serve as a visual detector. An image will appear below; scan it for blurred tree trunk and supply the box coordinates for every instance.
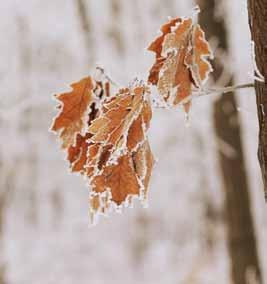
[197,0,262,283]
[0,15,38,284]
[0,197,7,284]
[131,213,150,268]
[17,16,38,226]
[130,0,145,50]
[0,166,16,284]
[164,0,175,17]
[108,0,125,55]
[76,0,95,66]
[247,0,267,201]
[0,201,7,283]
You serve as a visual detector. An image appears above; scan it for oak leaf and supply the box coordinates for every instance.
[51,76,111,173]
[147,16,213,112]
[86,84,154,222]
[51,76,95,149]
[86,85,152,176]
[89,141,154,222]
[51,76,154,224]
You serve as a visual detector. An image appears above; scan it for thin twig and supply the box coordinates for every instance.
[1,82,255,118]
[204,83,255,96]
[177,82,255,106]
[95,66,119,87]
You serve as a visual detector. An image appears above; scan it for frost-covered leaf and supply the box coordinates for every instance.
[86,83,154,223]
[100,143,153,201]
[66,80,111,174]
[51,77,154,224]
[147,14,213,112]
[185,25,214,87]
[87,85,152,169]
[51,76,111,173]
[51,76,95,149]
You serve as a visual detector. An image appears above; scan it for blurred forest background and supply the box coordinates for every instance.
[0,0,266,283]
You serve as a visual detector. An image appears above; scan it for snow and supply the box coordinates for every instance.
[0,0,266,283]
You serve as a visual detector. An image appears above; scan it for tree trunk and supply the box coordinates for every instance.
[108,0,125,55]
[197,0,262,283]
[76,0,95,66]
[247,0,267,201]
[17,15,38,226]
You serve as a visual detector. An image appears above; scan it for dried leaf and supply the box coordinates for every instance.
[89,142,154,223]
[51,77,95,149]
[51,76,154,224]
[86,83,154,222]
[185,25,213,87]
[148,15,213,112]
[51,76,111,173]
[87,85,152,173]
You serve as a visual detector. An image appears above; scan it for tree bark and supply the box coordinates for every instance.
[197,0,262,283]
[247,0,267,201]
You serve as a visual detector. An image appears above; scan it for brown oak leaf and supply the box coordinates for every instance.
[86,85,152,176]
[51,76,95,149]
[147,15,213,112]
[51,77,154,223]
[86,84,154,222]
[51,76,111,174]
[89,141,154,223]
[66,80,111,174]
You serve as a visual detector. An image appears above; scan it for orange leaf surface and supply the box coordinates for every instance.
[67,80,111,173]
[89,141,154,223]
[51,76,154,224]
[86,83,154,223]
[51,76,111,174]
[147,15,213,112]
[51,77,95,149]
[87,85,152,174]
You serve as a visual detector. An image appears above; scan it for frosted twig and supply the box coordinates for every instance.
[95,66,119,87]
[204,83,255,96]
[164,82,255,108]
